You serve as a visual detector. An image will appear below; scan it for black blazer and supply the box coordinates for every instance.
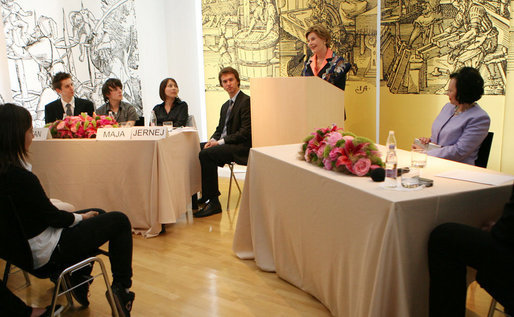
[152,99,188,127]
[211,90,252,164]
[0,166,75,240]
[44,97,94,123]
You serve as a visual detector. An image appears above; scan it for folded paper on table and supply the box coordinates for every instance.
[173,127,197,133]
[414,138,441,150]
[436,170,514,186]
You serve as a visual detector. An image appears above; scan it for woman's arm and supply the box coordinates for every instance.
[19,171,75,229]
[427,112,490,162]
[174,102,189,127]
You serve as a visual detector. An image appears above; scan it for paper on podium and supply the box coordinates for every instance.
[436,170,514,186]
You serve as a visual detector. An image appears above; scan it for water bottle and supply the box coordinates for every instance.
[150,110,157,127]
[384,130,398,188]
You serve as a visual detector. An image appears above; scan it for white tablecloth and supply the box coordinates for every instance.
[30,129,201,237]
[233,143,512,316]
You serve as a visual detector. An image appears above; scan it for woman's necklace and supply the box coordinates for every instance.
[454,103,475,116]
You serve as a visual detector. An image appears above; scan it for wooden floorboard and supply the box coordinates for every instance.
[1,177,500,316]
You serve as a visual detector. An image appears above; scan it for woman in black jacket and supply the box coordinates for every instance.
[0,103,135,317]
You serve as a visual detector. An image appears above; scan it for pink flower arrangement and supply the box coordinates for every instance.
[301,125,383,176]
[46,113,119,138]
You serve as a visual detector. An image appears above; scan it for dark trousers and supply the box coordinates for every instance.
[428,223,514,317]
[47,209,133,289]
[0,280,31,317]
[199,143,239,200]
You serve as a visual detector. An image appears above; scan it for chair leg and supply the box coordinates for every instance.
[227,164,234,211]
[2,262,31,289]
[488,299,497,317]
[52,257,120,317]
[21,270,31,288]
[2,262,11,285]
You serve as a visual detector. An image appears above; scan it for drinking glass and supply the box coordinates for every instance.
[163,121,174,135]
[401,168,420,188]
[411,148,427,176]
[401,149,427,188]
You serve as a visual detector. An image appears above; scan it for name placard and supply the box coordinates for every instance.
[33,128,50,140]
[96,128,132,140]
[131,127,167,140]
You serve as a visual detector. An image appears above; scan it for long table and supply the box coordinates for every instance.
[233,143,513,316]
[30,129,201,237]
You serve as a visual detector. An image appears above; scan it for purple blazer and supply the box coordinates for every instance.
[428,103,490,165]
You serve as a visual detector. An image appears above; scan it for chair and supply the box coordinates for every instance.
[488,298,511,317]
[0,195,119,316]
[475,132,494,168]
[186,114,197,129]
[135,116,145,126]
[227,162,243,211]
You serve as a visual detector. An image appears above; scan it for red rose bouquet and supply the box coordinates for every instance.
[301,125,384,176]
[46,113,119,139]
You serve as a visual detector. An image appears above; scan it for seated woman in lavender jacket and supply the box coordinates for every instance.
[414,67,490,165]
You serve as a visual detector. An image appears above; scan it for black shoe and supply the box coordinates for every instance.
[106,284,135,317]
[194,200,222,218]
[197,196,210,209]
[67,273,92,307]
[40,304,63,317]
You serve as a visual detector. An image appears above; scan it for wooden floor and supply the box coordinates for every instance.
[1,177,504,316]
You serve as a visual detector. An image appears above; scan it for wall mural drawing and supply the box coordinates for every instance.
[202,0,378,94]
[202,0,509,96]
[382,0,509,95]
[202,0,280,91]
[1,0,142,127]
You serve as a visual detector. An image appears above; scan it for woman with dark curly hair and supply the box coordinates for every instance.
[413,67,490,165]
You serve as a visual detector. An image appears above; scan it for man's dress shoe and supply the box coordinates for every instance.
[194,201,222,218]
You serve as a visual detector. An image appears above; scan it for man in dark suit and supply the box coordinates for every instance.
[428,185,514,316]
[44,72,94,123]
[194,67,251,218]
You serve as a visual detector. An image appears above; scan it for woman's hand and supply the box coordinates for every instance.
[412,137,430,149]
[82,211,99,220]
[418,137,430,144]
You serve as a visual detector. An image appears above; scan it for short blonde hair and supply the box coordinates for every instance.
[305,24,331,48]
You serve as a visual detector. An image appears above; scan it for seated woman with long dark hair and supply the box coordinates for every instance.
[0,103,135,317]
[152,77,189,127]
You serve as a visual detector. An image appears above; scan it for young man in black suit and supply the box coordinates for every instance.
[44,72,94,123]
[194,67,252,218]
[428,185,514,316]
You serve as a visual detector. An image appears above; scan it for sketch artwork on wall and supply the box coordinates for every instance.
[202,0,280,91]
[202,0,509,96]
[382,0,509,95]
[1,0,142,127]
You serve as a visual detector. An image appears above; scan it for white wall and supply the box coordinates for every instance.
[134,0,207,139]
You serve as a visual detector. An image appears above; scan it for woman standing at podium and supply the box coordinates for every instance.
[152,78,189,127]
[301,24,350,91]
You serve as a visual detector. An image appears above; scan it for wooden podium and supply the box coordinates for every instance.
[250,77,345,147]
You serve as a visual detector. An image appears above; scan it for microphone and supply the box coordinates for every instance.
[370,167,385,182]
